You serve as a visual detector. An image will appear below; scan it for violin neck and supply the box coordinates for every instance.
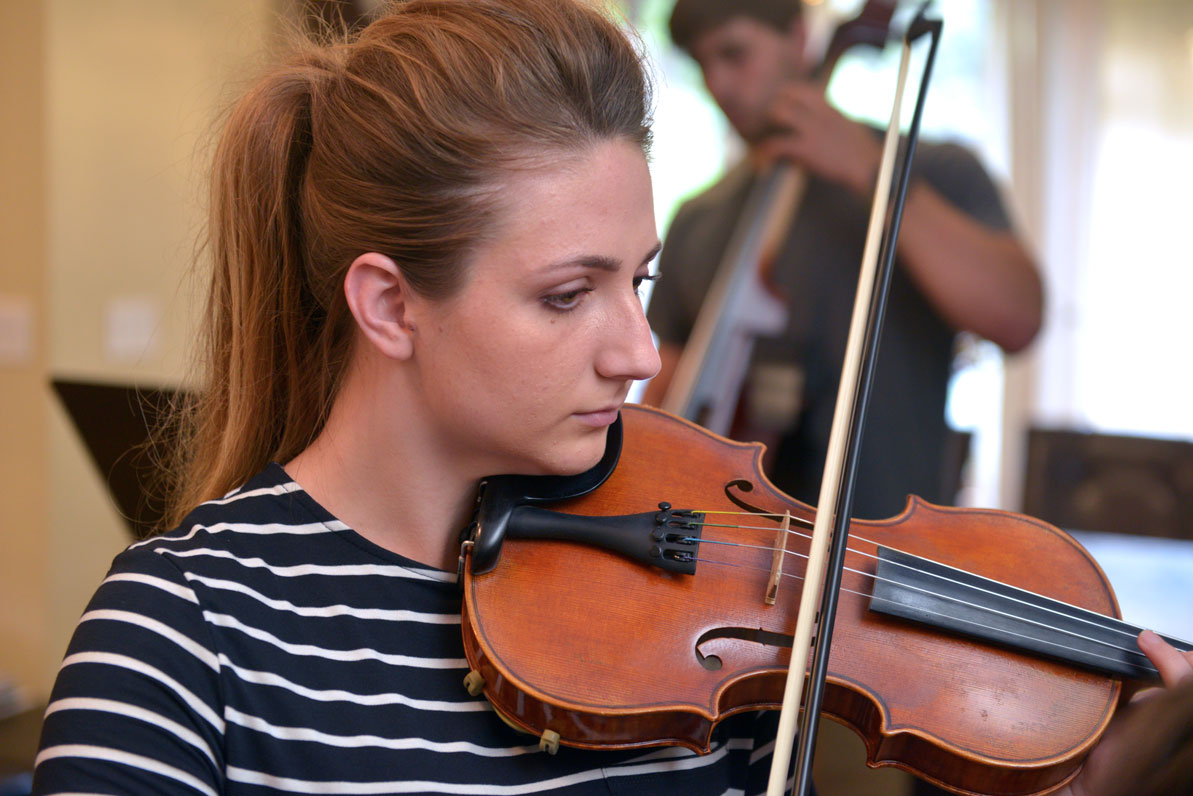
[869,545,1191,682]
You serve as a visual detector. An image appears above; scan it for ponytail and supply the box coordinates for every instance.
[167,55,353,524]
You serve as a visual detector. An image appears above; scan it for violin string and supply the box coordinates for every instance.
[696,517,1126,634]
[690,540,1150,660]
[699,510,816,530]
[686,534,1153,662]
[696,526,1143,646]
[692,513,1149,645]
[688,553,1155,670]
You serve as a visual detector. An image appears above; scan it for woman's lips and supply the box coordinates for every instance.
[574,408,619,427]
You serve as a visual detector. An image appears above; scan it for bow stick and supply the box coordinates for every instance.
[766,8,943,796]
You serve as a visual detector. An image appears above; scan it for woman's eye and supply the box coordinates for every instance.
[633,273,660,296]
[543,288,590,311]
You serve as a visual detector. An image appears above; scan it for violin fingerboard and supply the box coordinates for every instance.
[869,545,1192,681]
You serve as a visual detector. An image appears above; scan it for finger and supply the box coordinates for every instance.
[778,82,820,107]
[1127,685,1164,706]
[752,138,805,169]
[766,95,813,131]
[771,90,818,126]
[1139,630,1193,688]
[763,107,800,138]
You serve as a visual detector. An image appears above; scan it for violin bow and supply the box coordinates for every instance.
[766,8,943,796]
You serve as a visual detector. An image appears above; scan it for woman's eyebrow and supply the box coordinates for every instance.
[641,241,663,265]
[548,241,662,272]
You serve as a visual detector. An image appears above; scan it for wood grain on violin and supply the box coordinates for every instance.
[460,405,1190,796]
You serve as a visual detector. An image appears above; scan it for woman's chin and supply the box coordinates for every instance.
[541,448,606,478]
[482,423,613,479]
[532,429,610,478]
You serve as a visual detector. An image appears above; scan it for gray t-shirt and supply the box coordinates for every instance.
[649,140,1012,519]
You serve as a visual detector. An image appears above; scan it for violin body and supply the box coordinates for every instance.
[462,405,1124,796]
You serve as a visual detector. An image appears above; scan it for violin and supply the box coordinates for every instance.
[459,404,1192,796]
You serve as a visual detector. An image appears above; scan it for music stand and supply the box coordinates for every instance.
[50,378,181,539]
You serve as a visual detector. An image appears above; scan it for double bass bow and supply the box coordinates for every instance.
[660,0,895,436]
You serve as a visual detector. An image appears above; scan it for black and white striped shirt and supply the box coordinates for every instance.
[34,463,792,795]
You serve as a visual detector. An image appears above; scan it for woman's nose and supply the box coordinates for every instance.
[596,295,661,383]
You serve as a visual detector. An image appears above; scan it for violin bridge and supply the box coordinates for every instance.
[765,511,792,605]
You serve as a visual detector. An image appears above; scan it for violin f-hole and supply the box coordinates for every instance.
[724,479,766,515]
[695,626,796,671]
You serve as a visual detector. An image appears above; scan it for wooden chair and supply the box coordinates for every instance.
[1022,428,1193,539]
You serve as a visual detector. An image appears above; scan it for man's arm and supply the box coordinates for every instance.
[888,182,1042,352]
[759,83,1043,352]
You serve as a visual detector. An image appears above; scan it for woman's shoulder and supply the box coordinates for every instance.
[127,463,338,563]
[151,462,318,537]
[117,463,454,606]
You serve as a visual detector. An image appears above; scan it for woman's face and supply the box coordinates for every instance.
[404,139,662,478]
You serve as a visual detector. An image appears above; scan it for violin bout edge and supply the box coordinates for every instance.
[821,686,1089,796]
[461,592,724,754]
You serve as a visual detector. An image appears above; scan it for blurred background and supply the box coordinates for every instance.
[2,0,1191,791]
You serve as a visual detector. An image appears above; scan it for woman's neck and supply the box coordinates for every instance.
[284,363,477,572]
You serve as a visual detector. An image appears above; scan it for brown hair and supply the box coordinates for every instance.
[669,0,801,53]
[162,0,652,528]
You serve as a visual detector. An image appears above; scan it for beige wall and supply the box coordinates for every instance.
[0,0,51,701]
[1,0,276,701]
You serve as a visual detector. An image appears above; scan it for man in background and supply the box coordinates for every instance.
[645,0,1042,520]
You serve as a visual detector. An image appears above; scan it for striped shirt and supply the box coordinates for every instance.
[33,463,796,795]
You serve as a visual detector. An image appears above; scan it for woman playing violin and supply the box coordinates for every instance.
[32,1,1193,794]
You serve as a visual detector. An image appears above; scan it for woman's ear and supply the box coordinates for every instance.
[343,252,419,361]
